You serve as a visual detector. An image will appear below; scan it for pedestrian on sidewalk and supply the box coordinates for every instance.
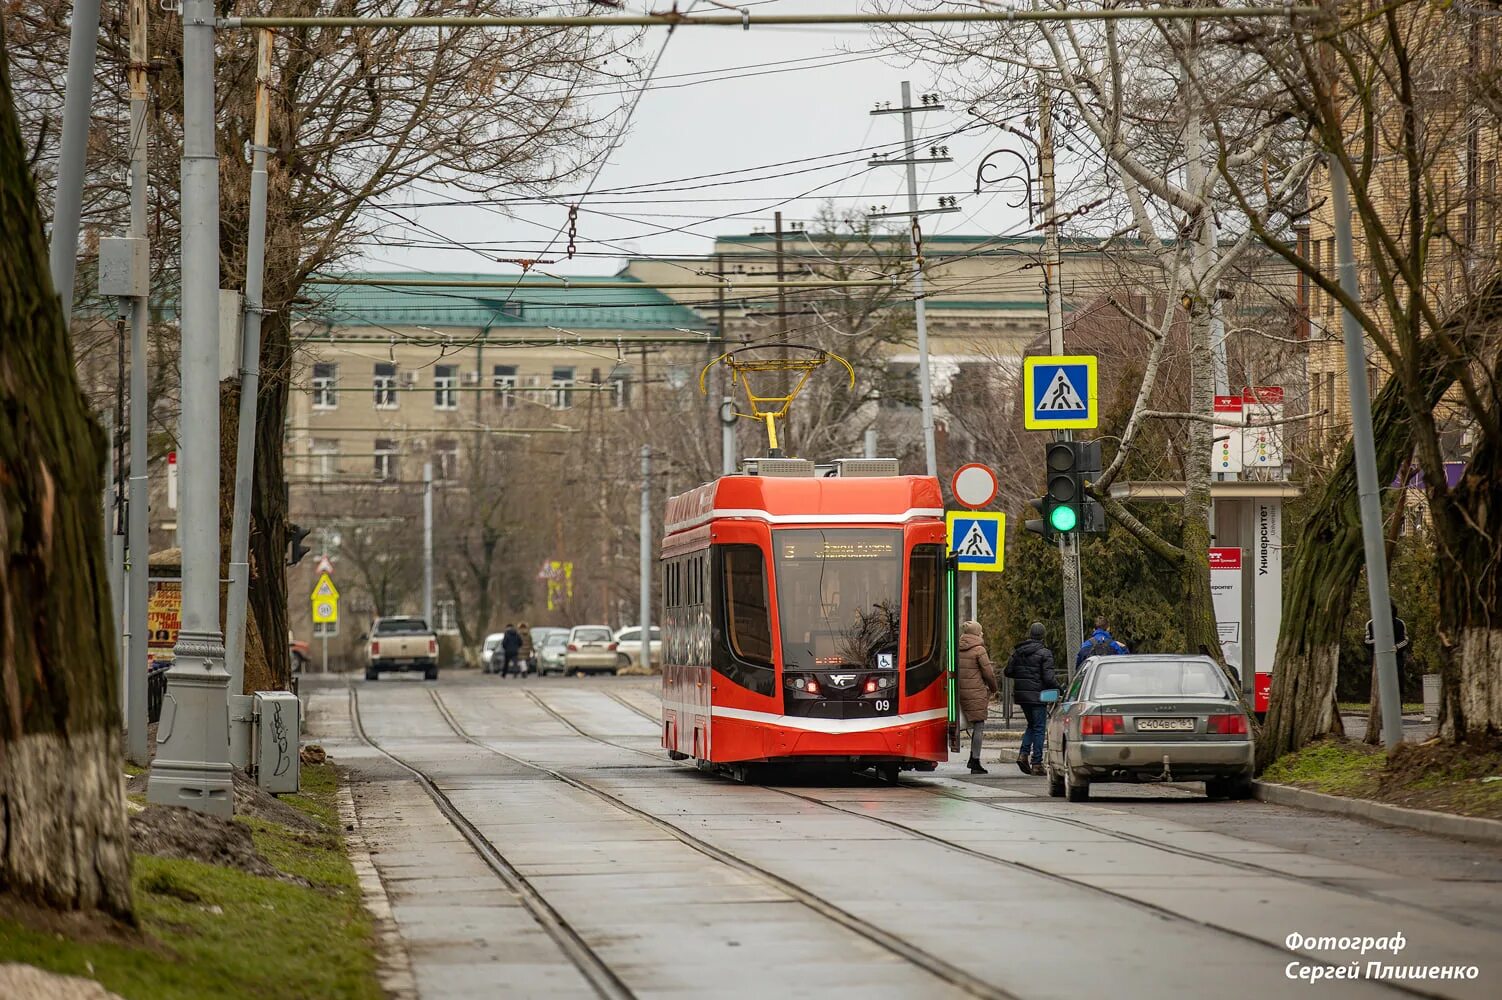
[500,624,522,677]
[1075,615,1129,669]
[1005,622,1058,775]
[957,621,999,775]
[517,622,534,675]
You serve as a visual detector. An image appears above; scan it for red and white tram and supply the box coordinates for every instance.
[659,459,956,779]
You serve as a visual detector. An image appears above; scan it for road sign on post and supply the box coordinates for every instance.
[1023,355,1098,430]
[950,463,998,509]
[946,512,1005,573]
[311,572,339,624]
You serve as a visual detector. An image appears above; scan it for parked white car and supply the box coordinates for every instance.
[563,625,618,675]
[480,632,505,673]
[613,625,662,669]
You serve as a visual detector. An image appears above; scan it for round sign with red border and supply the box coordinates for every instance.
[951,463,998,509]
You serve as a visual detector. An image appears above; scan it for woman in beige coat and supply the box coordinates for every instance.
[957,621,999,774]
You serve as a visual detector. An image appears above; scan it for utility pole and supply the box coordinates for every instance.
[47,0,103,328]
[721,397,737,475]
[869,82,957,480]
[1330,163,1403,749]
[1039,83,1085,662]
[640,446,652,665]
[423,462,434,625]
[123,0,150,766]
[225,29,274,769]
[147,0,232,818]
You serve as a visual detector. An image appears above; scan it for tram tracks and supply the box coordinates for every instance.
[515,686,1454,1000]
[600,685,1495,933]
[345,685,635,1000]
[434,688,1015,1000]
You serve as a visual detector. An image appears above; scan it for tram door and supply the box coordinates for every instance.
[945,555,960,752]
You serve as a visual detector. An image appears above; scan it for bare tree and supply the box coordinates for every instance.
[0,6,132,917]
[1217,2,1502,752]
[880,4,1309,657]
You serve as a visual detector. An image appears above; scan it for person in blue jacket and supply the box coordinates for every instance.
[1076,616,1129,668]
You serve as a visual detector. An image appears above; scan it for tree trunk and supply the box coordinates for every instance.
[1433,423,1502,741]
[1260,348,1451,768]
[1181,303,1223,659]
[0,12,133,917]
[245,308,292,694]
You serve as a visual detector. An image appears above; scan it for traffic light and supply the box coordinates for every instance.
[1025,441,1106,540]
[288,523,312,566]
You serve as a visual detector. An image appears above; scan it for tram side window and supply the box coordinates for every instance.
[712,545,775,696]
[905,544,945,696]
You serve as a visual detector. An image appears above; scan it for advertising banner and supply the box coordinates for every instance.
[1253,499,1283,712]
[147,580,181,654]
[1212,395,1244,474]
[1242,386,1285,470]
[1209,548,1243,673]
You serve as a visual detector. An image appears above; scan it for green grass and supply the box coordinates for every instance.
[1336,701,1424,714]
[1261,739,1384,796]
[0,763,382,1000]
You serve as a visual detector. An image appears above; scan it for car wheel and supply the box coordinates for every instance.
[1047,763,1065,798]
[617,653,631,669]
[1208,777,1254,800]
[425,667,438,682]
[1064,762,1089,802]
[365,667,379,681]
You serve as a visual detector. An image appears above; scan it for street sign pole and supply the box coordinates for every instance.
[322,635,328,674]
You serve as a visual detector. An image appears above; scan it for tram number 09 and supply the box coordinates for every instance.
[874,699,891,712]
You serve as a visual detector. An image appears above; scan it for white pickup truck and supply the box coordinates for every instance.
[365,616,439,681]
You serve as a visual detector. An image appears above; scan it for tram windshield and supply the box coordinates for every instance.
[773,528,904,671]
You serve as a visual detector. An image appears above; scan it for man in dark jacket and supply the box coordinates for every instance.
[500,624,523,678]
[1004,622,1058,775]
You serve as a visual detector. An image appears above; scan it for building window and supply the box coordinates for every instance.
[612,374,631,410]
[374,438,398,482]
[550,366,575,410]
[312,362,338,409]
[493,364,517,408]
[310,439,339,482]
[434,439,458,481]
[374,362,398,409]
[1311,376,1324,438]
[435,599,459,635]
[434,364,459,410]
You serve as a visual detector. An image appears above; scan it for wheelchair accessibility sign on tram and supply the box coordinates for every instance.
[1023,354,1098,430]
[946,511,1005,573]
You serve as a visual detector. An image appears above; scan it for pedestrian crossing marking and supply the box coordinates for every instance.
[957,521,994,558]
[1037,367,1086,411]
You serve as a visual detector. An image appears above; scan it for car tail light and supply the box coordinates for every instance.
[370,641,380,656]
[1080,713,1125,736]
[567,643,578,652]
[428,638,437,655]
[1207,713,1248,734]
[608,642,618,651]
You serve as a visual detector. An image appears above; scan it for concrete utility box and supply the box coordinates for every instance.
[252,690,300,794]
[97,237,150,298]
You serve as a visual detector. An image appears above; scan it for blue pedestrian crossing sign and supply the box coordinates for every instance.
[946,511,1005,573]
[1023,355,1098,430]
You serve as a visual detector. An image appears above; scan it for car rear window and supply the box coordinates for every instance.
[573,628,612,642]
[375,618,430,635]
[543,634,567,647]
[1089,660,1228,699]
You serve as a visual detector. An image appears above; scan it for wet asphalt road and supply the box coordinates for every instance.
[303,672,1502,1000]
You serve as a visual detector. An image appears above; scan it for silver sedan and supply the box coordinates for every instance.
[1044,655,1254,802]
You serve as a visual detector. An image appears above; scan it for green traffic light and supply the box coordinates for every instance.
[1049,505,1078,532]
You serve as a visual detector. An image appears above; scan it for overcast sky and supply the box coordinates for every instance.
[357,1,1040,277]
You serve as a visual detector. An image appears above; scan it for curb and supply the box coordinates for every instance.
[1254,781,1502,846]
[338,781,419,1000]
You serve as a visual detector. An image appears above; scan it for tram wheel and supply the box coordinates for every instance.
[877,763,900,785]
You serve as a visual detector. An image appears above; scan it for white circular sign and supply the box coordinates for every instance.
[951,463,998,509]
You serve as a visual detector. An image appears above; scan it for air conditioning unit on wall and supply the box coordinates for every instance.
[401,370,420,386]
